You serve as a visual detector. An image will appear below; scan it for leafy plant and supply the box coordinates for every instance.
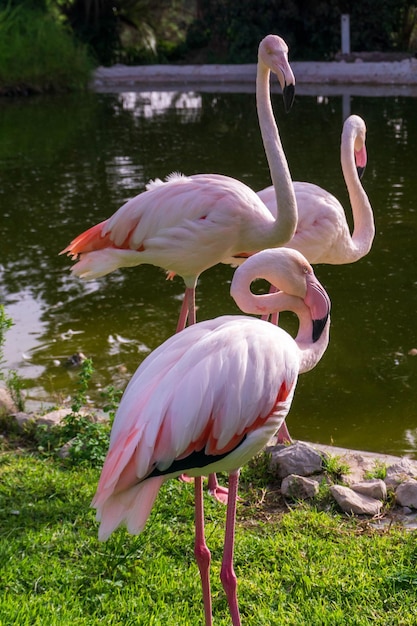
[0,3,94,95]
[0,305,25,412]
[0,305,13,369]
[35,358,117,467]
[364,459,387,480]
[322,454,351,481]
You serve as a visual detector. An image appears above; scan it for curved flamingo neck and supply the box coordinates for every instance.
[341,121,375,260]
[230,263,329,374]
[255,60,297,247]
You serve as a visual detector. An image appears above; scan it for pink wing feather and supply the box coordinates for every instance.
[92,315,299,539]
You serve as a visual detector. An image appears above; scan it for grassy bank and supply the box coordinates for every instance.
[0,5,94,95]
[1,447,417,625]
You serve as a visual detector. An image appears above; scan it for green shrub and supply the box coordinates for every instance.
[0,4,94,95]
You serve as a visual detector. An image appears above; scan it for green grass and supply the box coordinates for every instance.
[1,450,417,625]
[0,5,94,95]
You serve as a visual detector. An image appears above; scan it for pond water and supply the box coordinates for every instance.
[0,84,416,458]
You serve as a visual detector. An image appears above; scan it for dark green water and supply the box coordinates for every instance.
[1,86,416,457]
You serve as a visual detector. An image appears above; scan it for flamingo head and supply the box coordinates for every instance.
[258,34,295,113]
[231,248,330,344]
[271,249,330,342]
[345,114,368,180]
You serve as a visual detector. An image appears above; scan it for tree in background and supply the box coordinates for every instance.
[1,0,415,80]
[185,0,416,62]
[57,0,195,65]
[0,0,94,94]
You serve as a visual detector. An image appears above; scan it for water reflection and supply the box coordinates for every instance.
[118,91,202,119]
[0,88,416,458]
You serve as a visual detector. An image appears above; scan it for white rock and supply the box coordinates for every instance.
[384,459,416,490]
[395,479,417,509]
[0,387,18,415]
[330,485,382,516]
[270,442,324,479]
[351,479,387,501]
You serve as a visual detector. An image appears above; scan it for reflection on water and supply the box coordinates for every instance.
[0,87,416,457]
[119,91,202,119]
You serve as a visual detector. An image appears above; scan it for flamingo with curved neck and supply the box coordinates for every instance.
[257,114,374,264]
[92,248,330,626]
[249,114,373,448]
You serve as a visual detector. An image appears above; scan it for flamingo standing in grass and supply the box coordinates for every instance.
[92,247,331,626]
[61,34,297,334]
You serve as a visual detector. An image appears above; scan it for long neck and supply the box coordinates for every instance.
[230,266,329,374]
[341,127,375,261]
[254,62,297,247]
[294,306,330,374]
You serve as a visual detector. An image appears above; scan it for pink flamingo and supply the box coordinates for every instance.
[253,114,374,445]
[257,114,374,266]
[92,247,331,626]
[61,35,297,334]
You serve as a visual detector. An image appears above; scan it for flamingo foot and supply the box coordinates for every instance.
[208,485,229,505]
[179,473,194,484]
[207,473,229,505]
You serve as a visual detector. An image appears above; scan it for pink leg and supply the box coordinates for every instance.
[194,476,212,626]
[176,287,196,333]
[208,473,229,505]
[261,284,279,324]
[178,286,197,482]
[220,470,241,626]
[276,420,293,444]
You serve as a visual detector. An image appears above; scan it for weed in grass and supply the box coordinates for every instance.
[322,453,351,481]
[364,459,387,480]
[33,359,114,467]
[0,305,25,412]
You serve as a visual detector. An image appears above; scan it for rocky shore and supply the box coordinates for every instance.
[3,386,417,529]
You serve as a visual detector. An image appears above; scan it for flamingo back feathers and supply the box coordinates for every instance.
[92,316,299,538]
[62,173,276,281]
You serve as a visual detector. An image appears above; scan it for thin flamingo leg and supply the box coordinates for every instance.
[178,286,197,482]
[208,473,229,505]
[275,420,292,444]
[187,286,196,327]
[220,470,241,626]
[176,287,196,333]
[261,284,279,323]
[194,476,212,626]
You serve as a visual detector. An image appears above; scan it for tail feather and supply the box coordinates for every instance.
[94,476,165,541]
[60,221,108,256]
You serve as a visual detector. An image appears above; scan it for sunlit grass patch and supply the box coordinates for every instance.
[1,451,417,624]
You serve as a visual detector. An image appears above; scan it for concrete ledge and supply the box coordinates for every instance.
[92,58,417,91]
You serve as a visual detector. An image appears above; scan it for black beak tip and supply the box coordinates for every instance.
[283,83,295,113]
[357,165,366,180]
[312,315,329,343]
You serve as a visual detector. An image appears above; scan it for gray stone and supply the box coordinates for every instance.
[330,485,382,516]
[385,459,416,490]
[270,442,324,479]
[351,479,387,501]
[395,480,417,509]
[0,387,18,415]
[281,474,320,500]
